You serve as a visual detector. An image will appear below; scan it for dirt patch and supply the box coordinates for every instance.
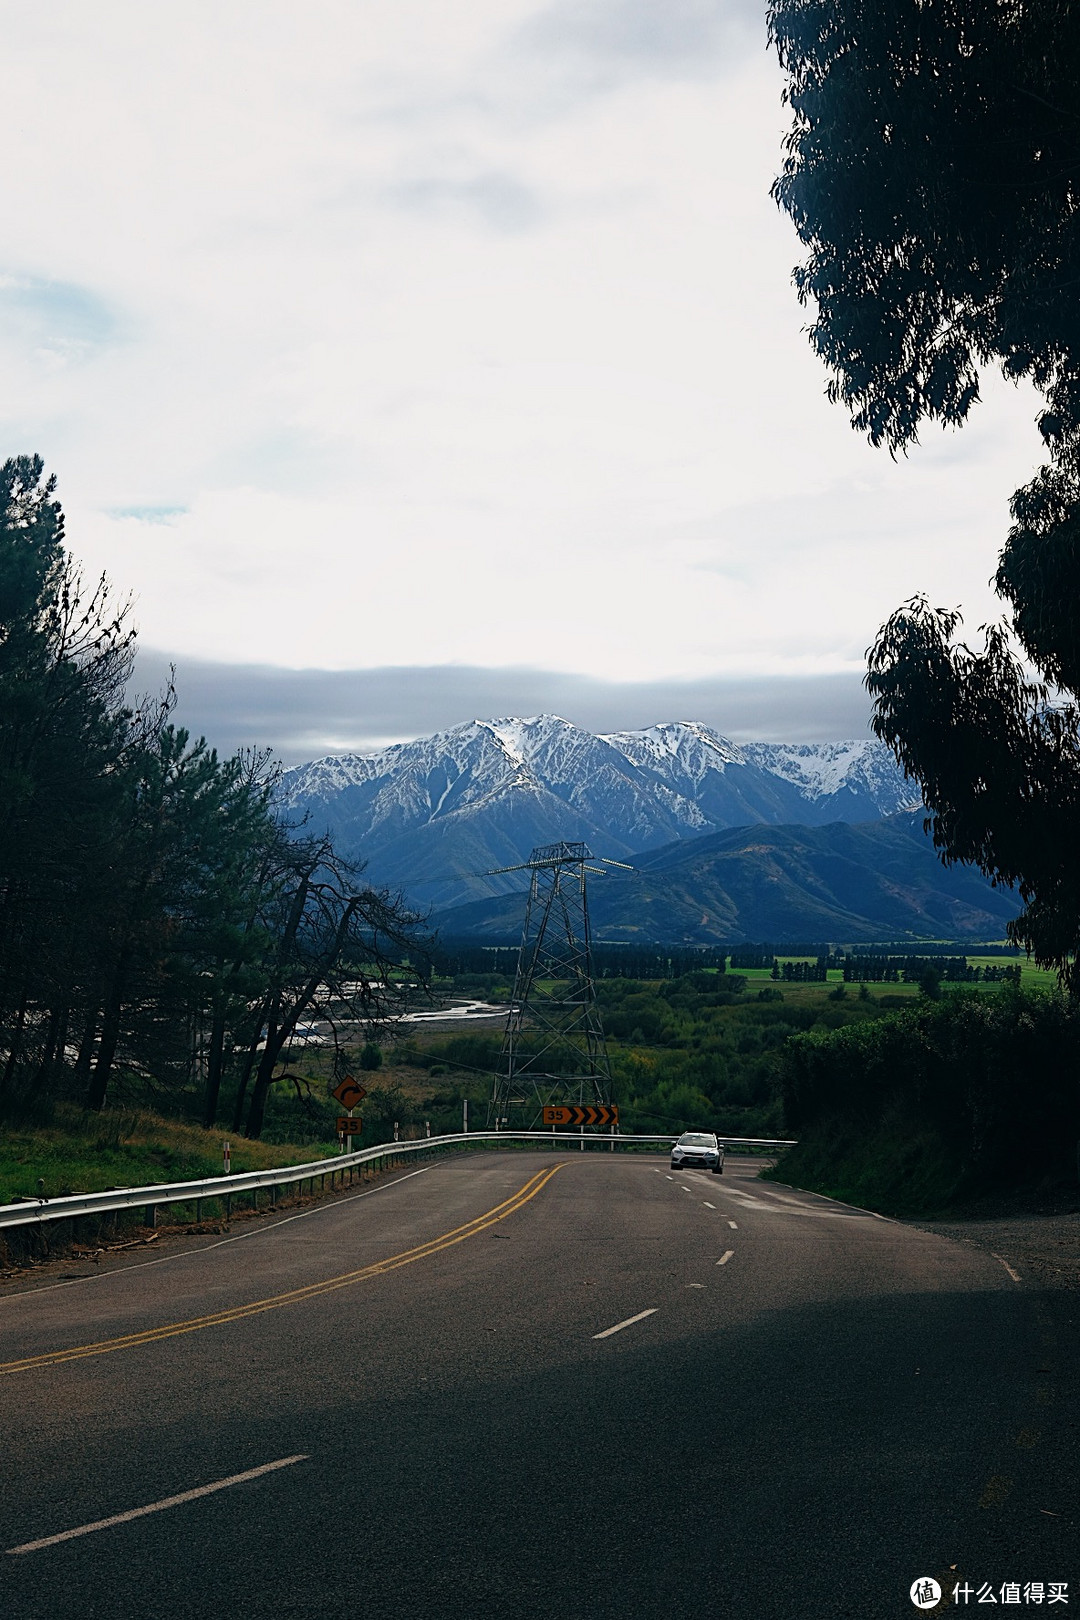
[912,1209,1080,1290]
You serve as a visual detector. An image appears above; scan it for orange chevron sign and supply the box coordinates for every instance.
[542,1105,618,1128]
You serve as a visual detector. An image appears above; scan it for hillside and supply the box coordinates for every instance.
[430,814,1020,944]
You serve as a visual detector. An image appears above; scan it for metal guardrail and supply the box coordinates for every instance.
[0,1131,796,1233]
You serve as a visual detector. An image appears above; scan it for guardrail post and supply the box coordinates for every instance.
[144,1204,156,1228]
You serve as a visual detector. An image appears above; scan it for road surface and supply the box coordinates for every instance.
[0,1152,1073,1618]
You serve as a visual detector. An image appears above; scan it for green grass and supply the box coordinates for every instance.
[0,1106,337,1205]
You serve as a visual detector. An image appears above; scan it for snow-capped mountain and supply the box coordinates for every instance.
[278,715,921,910]
[743,739,922,818]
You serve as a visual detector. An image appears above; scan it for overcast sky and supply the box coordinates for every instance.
[2,1,1044,761]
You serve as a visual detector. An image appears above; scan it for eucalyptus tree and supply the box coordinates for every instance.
[769,0,1080,981]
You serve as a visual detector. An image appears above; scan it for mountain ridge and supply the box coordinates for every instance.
[278,714,922,909]
[430,814,1020,945]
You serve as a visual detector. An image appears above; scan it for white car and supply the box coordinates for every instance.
[670,1131,724,1173]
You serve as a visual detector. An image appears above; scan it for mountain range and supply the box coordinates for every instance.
[278,715,925,915]
[276,715,1020,942]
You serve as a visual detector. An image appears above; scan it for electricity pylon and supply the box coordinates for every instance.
[487,841,629,1130]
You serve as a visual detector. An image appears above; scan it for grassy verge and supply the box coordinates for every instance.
[0,1105,336,1205]
[764,1115,1080,1219]
[762,1113,974,1218]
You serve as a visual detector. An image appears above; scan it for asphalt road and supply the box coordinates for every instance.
[0,1152,1074,1619]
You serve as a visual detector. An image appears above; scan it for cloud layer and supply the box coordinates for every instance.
[134,647,875,763]
[0,1,1044,701]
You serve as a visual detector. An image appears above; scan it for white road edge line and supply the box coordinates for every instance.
[19,1168,436,1296]
[592,1308,659,1341]
[6,1456,310,1555]
[990,1251,1022,1284]
[763,1176,899,1223]
[716,1250,735,1266]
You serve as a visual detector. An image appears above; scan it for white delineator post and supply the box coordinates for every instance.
[223,1141,231,1175]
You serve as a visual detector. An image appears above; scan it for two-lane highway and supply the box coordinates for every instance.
[0,1153,1071,1618]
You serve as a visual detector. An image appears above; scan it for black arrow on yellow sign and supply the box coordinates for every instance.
[542,1104,618,1128]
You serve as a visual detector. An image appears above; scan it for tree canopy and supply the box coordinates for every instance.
[769,0,1080,458]
[769,1,1080,983]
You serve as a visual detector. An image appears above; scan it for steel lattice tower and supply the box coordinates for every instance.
[488,841,624,1130]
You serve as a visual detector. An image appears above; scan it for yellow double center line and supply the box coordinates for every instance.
[1,1162,566,1377]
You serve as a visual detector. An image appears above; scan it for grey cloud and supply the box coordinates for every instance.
[388,172,545,233]
[107,505,188,524]
[516,0,763,83]
[0,274,120,356]
[132,649,874,765]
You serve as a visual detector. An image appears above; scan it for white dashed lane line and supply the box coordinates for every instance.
[702,1202,716,1209]
[717,1250,735,1266]
[593,1309,659,1341]
[7,1457,309,1555]
[728,1221,738,1229]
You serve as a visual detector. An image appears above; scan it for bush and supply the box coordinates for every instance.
[776,988,1080,1195]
